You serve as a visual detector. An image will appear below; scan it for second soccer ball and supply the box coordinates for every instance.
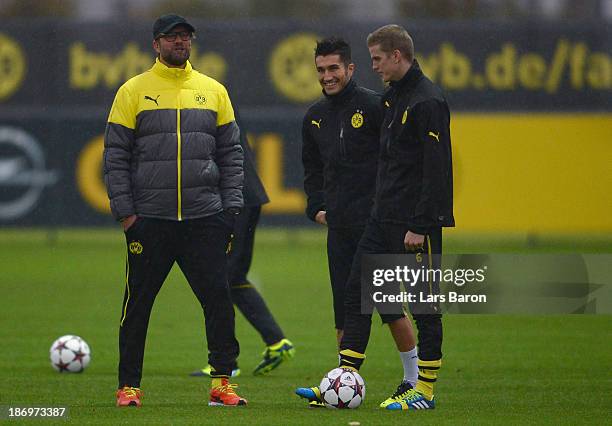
[49,335,91,373]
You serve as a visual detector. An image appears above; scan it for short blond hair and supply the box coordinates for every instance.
[367,24,414,62]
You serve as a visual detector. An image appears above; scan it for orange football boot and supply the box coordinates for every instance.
[209,378,247,406]
[116,386,142,407]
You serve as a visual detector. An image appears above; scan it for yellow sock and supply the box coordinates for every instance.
[339,349,366,370]
[415,359,441,400]
[211,377,226,387]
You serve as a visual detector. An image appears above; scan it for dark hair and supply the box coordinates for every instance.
[367,24,414,62]
[315,37,352,66]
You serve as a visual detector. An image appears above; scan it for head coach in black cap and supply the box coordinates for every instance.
[151,14,196,67]
[105,12,247,407]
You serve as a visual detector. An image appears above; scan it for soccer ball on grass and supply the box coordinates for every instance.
[49,335,91,373]
[319,367,365,408]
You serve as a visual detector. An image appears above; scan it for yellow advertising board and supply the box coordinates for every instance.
[450,113,612,234]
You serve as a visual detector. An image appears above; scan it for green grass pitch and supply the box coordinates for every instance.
[0,229,610,424]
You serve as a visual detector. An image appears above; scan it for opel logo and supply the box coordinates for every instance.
[0,126,59,220]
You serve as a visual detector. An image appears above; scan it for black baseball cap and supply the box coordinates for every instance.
[153,14,196,38]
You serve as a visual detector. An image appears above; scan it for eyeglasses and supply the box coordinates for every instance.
[157,31,195,42]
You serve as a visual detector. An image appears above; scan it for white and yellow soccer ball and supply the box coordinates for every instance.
[49,335,91,373]
[319,367,365,409]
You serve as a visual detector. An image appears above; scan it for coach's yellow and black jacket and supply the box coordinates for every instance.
[104,59,243,221]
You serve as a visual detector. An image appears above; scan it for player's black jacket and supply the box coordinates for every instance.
[373,61,455,234]
[302,80,383,228]
[235,109,269,207]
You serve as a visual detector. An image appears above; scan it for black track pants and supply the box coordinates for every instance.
[228,206,284,346]
[118,213,239,387]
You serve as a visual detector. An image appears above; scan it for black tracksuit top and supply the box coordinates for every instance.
[374,61,455,234]
[302,79,383,228]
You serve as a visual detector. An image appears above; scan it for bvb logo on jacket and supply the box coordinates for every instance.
[194,93,206,105]
[351,110,364,128]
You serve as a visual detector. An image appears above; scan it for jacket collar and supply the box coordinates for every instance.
[323,79,357,104]
[151,58,193,80]
[390,59,423,91]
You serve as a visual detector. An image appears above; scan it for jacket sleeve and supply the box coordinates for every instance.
[409,99,452,234]
[301,115,326,221]
[215,86,244,209]
[103,84,137,221]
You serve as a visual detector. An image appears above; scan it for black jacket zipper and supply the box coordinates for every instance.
[339,122,347,159]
